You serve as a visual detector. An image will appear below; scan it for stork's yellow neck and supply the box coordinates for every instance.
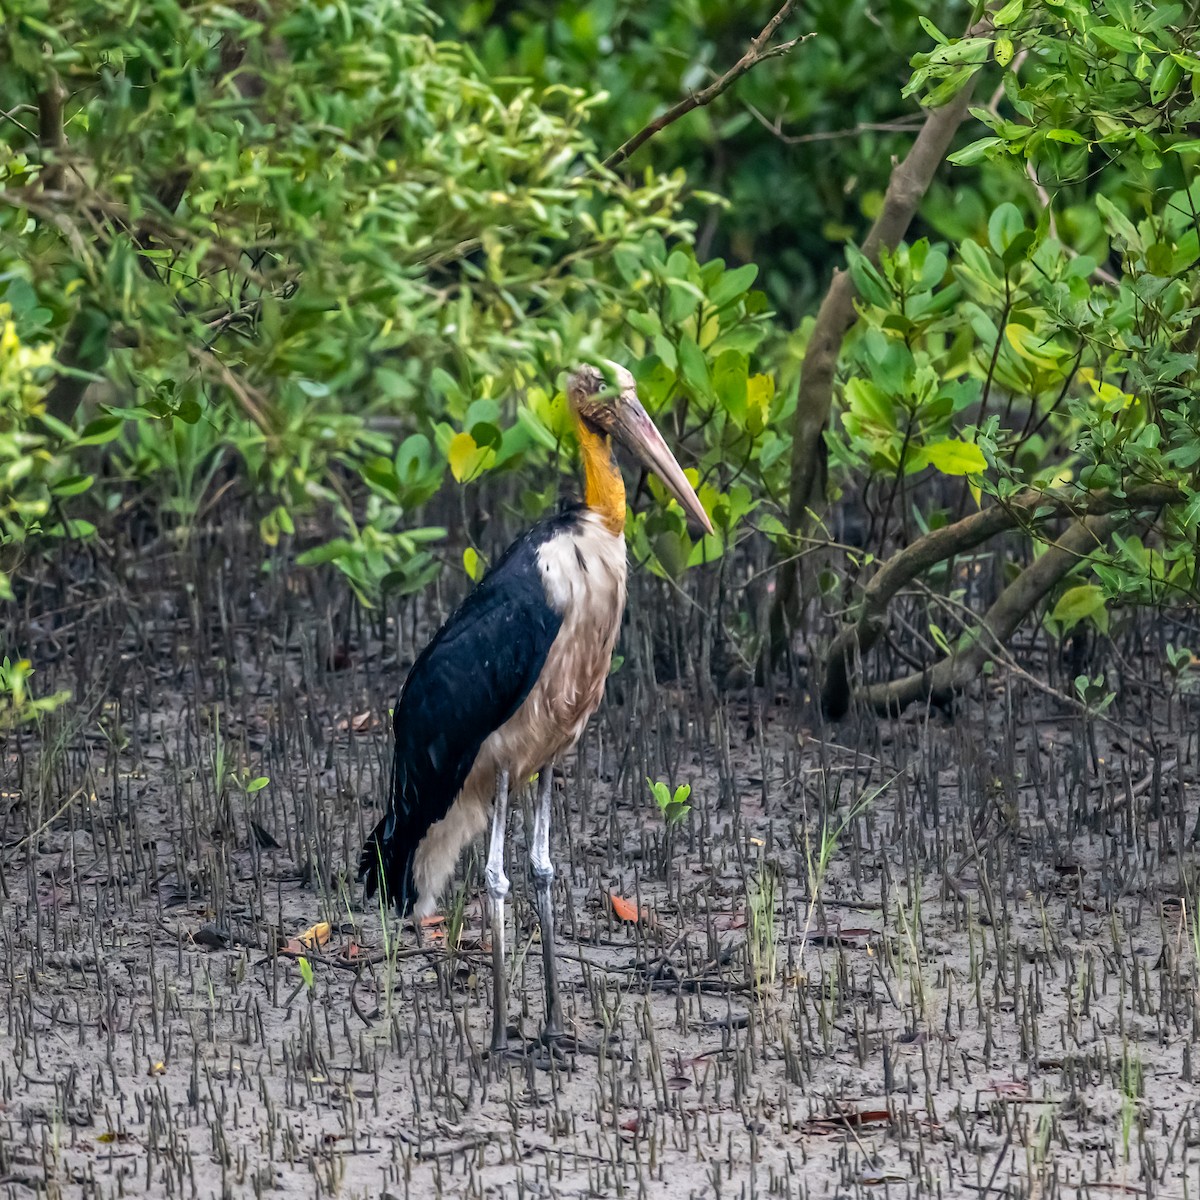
[576,417,626,535]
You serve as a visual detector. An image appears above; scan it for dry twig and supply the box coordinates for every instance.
[602,1,812,171]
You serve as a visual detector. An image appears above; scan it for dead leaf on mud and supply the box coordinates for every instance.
[803,1109,893,1135]
[281,921,331,956]
[609,893,642,923]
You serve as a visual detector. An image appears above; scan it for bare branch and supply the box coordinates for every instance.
[602,2,812,171]
[770,9,997,654]
[44,307,110,425]
[821,485,1180,716]
[36,73,67,193]
[743,104,925,146]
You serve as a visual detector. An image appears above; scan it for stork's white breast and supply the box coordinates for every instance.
[472,509,628,781]
[530,510,629,747]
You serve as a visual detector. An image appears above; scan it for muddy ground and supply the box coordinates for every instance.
[3,531,1200,1200]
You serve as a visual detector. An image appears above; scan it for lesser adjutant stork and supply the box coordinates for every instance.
[360,361,712,1056]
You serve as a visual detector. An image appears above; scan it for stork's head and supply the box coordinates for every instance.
[568,361,714,535]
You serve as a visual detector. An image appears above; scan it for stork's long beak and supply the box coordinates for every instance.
[613,392,714,536]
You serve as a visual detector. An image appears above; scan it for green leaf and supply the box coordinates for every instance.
[987,203,1024,256]
[677,336,712,400]
[1051,585,1109,635]
[918,16,948,43]
[708,263,758,309]
[992,0,1024,27]
[76,415,124,446]
[922,439,987,476]
[746,374,774,435]
[447,431,494,482]
[948,136,1004,166]
[1090,25,1140,54]
[50,474,94,498]
[713,349,748,422]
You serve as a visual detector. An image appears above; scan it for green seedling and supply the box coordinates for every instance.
[648,777,691,826]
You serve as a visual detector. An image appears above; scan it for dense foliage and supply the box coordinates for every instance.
[4,0,1200,718]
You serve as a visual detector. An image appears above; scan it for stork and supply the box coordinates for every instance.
[359,361,712,1058]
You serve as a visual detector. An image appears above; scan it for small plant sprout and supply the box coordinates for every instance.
[1166,643,1198,684]
[798,771,897,970]
[648,777,691,826]
[1074,673,1115,715]
[0,656,70,732]
[748,854,779,995]
[232,771,270,795]
[297,955,315,993]
[1119,1046,1143,1164]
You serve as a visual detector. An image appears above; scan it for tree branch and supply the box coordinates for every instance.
[770,11,995,655]
[825,485,1180,716]
[36,72,66,193]
[44,306,110,425]
[602,1,811,171]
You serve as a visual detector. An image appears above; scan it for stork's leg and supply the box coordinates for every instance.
[485,769,510,1055]
[531,766,564,1040]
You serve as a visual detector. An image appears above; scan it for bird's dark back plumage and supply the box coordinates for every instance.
[359,509,582,913]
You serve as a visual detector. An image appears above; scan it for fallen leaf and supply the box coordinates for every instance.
[609,893,641,923]
[148,1061,166,1076]
[280,922,331,958]
[298,921,331,950]
[803,1109,894,1135]
[351,711,372,732]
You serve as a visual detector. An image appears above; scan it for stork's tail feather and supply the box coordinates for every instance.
[358,813,418,917]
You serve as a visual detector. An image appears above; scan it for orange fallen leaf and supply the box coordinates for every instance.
[609,893,641,923]
[279,921,331,958]
[298,921,331,950]
[419,914,445,927]
[803,1109,893,1135]
[351,711,372,733]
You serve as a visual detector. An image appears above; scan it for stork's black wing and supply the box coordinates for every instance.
[359,512,575,913]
